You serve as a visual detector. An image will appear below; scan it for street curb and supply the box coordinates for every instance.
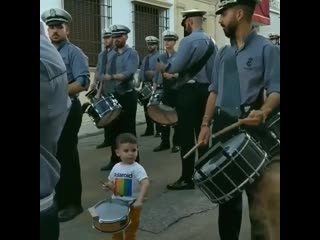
[78,120,146,139]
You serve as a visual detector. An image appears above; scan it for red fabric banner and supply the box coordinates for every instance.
[253,0,270,25]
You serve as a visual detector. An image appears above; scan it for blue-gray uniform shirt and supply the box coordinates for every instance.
[139,51,160,83]
[154,51,177,85]
[40,22,70,199]
[96,48,113,95]
[105,45,140,94]
[209,29,280,108]
[57,41,90,95]
[166,30,218,84]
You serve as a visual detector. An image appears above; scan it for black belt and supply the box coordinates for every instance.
[184,82,210,88]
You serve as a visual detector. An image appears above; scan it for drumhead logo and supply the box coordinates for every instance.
[114,173,133,178]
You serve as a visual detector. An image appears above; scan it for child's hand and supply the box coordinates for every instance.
[133,200,143,208]
[101,181,114,192]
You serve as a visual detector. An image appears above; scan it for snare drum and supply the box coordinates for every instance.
[263,112,280,157]
[266,112,280,140]
[137,83,153,106]
[89,199,132,233]
[193,132,269,204]
[86,94,122,128]
[250,112,280,158]
[147,89,178,126]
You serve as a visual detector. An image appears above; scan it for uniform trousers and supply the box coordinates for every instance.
[160,85,179,146]
[40,203,59,240]
[55,98,83,209]
[110,90,140,164]
[175,82,209,182]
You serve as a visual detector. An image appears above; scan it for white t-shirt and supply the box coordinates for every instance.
[108,162,148,202]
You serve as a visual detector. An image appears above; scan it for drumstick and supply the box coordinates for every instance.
[182,120,244,159]
[211,119,243,139]
[182,142,203,159]
[96,77,103,99]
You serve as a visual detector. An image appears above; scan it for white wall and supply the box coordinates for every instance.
[257,12,280,37]
[40,0,175,48]
[169,2,175,32]
[214,11,280,48]
[40,0,63,18]
[40,0,63,37]
[112,0,135,47]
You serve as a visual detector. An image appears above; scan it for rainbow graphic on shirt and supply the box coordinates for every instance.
[114,178,133,197]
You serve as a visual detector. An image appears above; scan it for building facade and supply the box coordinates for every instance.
[40,0,279,126]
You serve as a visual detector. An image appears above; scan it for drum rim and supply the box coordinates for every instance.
[194,132,252,170]
[265,112,280,128]
[96,108,122,127]
[93,219,131,234]
[147,105,178,126]
[94,200,131,223]
[266,117,280,128]
[195,152,268,204]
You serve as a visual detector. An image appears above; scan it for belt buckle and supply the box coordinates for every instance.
[187,80,196,84]
[244,106,251,113]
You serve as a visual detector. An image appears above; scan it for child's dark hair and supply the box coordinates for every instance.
[116,133,138,148]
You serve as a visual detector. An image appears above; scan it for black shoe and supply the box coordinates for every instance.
[154,132,161,137]
[171,145,180,153]
[141,132,154,137]
[153,143,170,152]
[96,142,110,149]
[58,205,83,222]
[100,161,115,171]
[167,179,195,190]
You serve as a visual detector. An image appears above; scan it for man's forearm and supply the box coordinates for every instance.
[112,73,127,81]
[202,92,217,126]
[69,82,86,96]
[261,92,280,118]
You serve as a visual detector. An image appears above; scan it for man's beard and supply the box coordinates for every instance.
[147,46,156,53]
[222,23,237,39]
[115,41,125,48]
[50,34,62,43]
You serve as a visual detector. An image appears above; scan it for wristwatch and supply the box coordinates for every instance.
[201,122,210,128]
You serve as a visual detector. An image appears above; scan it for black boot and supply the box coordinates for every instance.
[96,141,110,149]
[171,145,180,153]
[167,178,195,190]
[58,205,83,222]
[153,142,170,152]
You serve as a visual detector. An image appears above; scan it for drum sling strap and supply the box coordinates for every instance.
[167,39,215,90]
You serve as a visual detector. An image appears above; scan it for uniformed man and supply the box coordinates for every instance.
[157,9,218,190]
[41,8,90,222]
[93,28,114,150]
[197,0,280,239]
[139,36,161,137]
[97,24,140,170]
[153,30,180,153]
[40,21,70,240]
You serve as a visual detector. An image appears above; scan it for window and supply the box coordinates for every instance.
[64,0,112,67]
[132,2,169,62]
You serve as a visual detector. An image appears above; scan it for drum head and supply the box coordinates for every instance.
[97,108,122,127]
[223,133,247,156]
[94,97,122,128]
[95,201,129,223]
[193,132,267,204]
[147,105,178,126]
